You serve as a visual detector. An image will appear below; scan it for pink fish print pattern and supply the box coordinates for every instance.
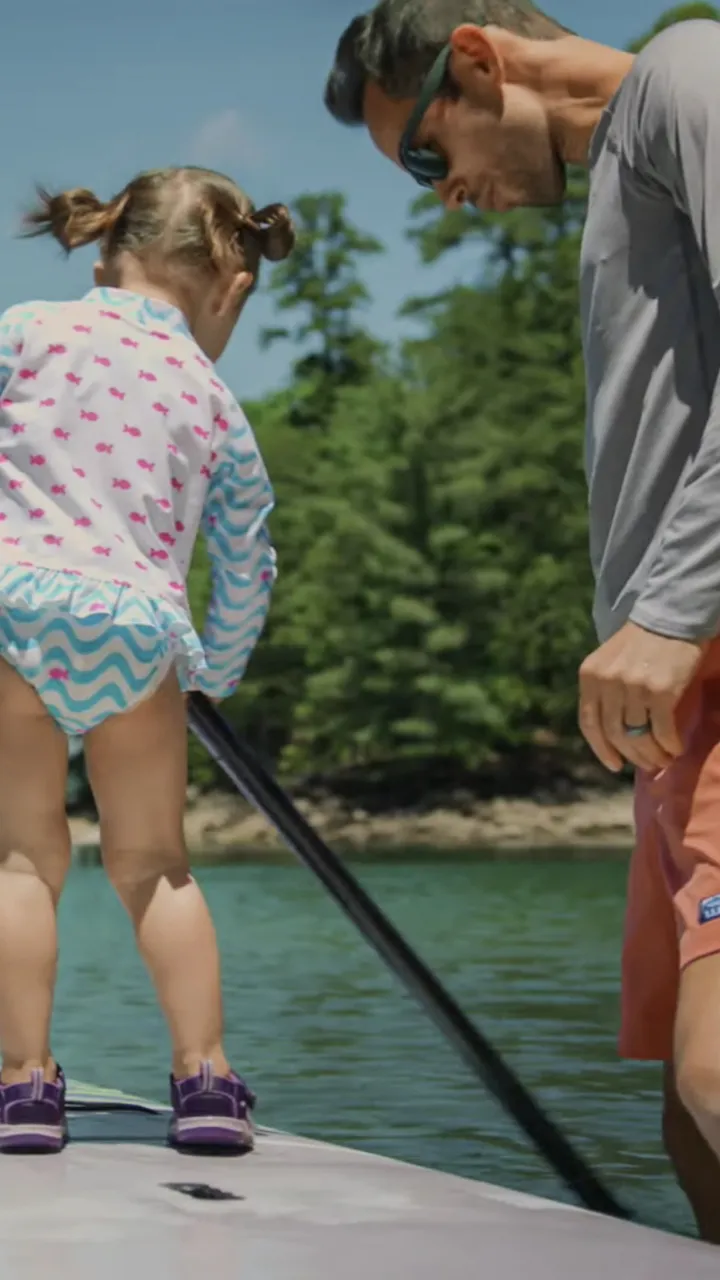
[0,286,277,702]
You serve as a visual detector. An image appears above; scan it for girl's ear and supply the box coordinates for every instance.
[216,270,254,315]
[93,259,106,286]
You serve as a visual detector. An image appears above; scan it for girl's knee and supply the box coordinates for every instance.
[0,838,72,902]
[102,841,190,896]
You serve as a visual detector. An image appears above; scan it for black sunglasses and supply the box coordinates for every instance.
[397,45,452,188]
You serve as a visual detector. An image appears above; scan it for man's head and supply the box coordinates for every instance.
[324,0,573,211]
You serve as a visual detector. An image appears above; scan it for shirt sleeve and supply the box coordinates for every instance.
[194,400,276,699]
[627,22,720,639]
[0,306,26,396]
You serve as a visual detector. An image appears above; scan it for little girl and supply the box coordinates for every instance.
[0,166,294,1152]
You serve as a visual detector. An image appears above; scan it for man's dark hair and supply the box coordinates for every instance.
[324,0,570,125]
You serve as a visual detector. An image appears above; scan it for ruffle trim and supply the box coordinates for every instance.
[0,563,207,691]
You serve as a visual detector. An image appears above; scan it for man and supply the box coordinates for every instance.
[324,1,720,1242]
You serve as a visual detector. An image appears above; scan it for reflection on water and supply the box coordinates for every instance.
[54,857,693,1237]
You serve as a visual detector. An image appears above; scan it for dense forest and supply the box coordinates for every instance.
[65,4,720,808]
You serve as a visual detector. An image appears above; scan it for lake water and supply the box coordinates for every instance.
[54,856,694,1239]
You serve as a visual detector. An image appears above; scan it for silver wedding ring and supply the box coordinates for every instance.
[623,721,651,738]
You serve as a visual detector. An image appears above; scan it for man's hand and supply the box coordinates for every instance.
[578,621,706,772]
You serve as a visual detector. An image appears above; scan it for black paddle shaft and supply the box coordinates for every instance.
[188,692,631,1220]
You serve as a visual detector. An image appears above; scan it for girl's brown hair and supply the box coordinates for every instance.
[22,166,295,281]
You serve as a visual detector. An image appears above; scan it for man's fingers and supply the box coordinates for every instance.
[621,687,650,736]
[648,693,683,758]
[579,670,675,773]
[597,682,668,771]
[617,688,668,770]
[624,730,673,773]
[601,678,630,752]
[578,678,624,771]
[578,626,699,774]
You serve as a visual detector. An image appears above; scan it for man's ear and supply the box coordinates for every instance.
[449,24,505,103]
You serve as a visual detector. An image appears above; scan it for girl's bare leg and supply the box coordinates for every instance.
[0,658,70,1084]
[83,671,229,1079]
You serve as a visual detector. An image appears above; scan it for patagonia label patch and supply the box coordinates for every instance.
[698,894,720,924]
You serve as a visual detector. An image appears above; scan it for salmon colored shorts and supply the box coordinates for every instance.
[620,641,720,1060]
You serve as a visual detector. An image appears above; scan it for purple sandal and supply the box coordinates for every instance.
[169,1061,255,1151]
[0,1066,68,1153]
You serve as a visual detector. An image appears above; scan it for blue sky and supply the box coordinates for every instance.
[0,0,678,400]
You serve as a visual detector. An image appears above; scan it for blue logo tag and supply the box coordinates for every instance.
[699,894,720,924]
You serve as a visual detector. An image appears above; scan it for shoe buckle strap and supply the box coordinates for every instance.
[30,1069,44,1102]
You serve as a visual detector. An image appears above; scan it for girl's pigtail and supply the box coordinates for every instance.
[22,186,129,253]
[243,204,295,262]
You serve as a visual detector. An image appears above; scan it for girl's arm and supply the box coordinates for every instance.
[0,306,27,395]
[195,402,276,700]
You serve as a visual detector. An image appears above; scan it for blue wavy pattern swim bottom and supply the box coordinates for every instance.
[0,564,202,735]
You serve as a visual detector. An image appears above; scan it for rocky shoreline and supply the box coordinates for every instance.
[68,785,636,860]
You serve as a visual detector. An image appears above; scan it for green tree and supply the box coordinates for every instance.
[260,192,384,428]
[627,2,718,50]
[393,164,591,750]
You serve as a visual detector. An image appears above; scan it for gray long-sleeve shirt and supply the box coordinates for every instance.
[581,18,720,643]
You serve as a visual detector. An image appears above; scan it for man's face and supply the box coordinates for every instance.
[363,31,566,213]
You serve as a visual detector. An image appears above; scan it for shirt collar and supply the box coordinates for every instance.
[82,286,191,338]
